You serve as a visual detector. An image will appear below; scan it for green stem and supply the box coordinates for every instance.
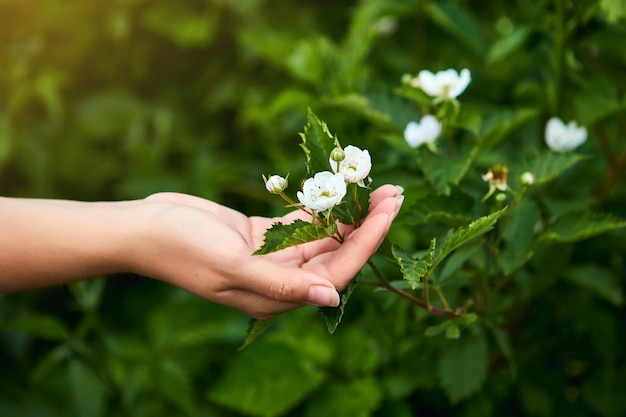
[434,284,452,312]
[366,261,459,319]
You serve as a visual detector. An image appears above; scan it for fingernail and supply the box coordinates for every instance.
[396,194,405,207]
[395,185,404,195]
[308,285,340,307]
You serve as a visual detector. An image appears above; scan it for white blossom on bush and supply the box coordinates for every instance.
[264,175,288,194]
[545,117,587,152]
[414,68,471,100]
[297,171,347,212]
[329,145,371,187]
[404,115,442,149]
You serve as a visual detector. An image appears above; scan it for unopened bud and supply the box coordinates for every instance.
[264,175,288,194]
[495,193,507,203]
[520,172,534,186]
[330,147,346,163]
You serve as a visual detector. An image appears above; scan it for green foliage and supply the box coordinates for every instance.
[2,0,626,416]
[253,220,337,255]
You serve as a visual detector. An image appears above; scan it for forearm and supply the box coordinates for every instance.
[0,197,143,292]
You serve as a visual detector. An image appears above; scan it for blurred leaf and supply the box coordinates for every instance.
[1,314,68,341]
[576,92,624,126]
[254,220,337,255]
[319,279,357,334]
[564,265,624,307]
[487,26,531,64]
[498,198,540,275]
[402,187,474,226]
[600,0,626,22]
[142,3,219,48]
[438,333,488,404]
[209,341,324,417]
[427,3,484,54]
[76,93,145,139]
[514,151,589,186]
[68,360,105,417]
[304,377,382,417]
[477,108,538,149]
[583,367,626,417]
[417,142,479,194]
[332,182,371,225]
[299,109,341,176]
[537,211,626,244]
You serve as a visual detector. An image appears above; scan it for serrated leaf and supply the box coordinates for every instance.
[436,208,507,270]
[392,239,436,289]
[239,317,277,350]
[477,108,538,149]
[417,141,478,194]
[564,265,624,307]
[438,333,488,404]
[299,108,341,175]
[537,211,626,244]
[498,198,540,275]
[254,220,337,255]
[319,279,357,334]
[403,188,474,226]
[209,341,324,417]
[514,151,589,186]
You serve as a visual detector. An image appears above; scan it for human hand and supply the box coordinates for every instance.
[136,184,403,319]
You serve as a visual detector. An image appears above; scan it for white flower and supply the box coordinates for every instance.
[264,175,288,194]
[416,68,471,100]
[545,117,587,152]
[520,172,535,186]
[329,145,372,186]
[297,171,347,212]
[404,115,442,148]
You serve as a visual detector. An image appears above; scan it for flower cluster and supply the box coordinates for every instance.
[403,68,471,151]
[265,145,372,214]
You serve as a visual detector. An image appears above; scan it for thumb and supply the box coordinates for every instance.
[237,258,341,307]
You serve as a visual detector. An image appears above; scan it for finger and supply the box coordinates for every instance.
[318,194,402,288]
[234,257,342,307]
[369,184,403,210]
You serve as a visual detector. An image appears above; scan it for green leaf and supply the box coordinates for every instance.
[68,360,106,417]
[600,0,626,23]
[319,279,357,334]
[403,187,474,226]
[438,333,489,404]
[514,151,589,186]
[332,182,371,225]
[254,220,337,255]
[477,108,538,149]
[239,317,277,350]
[299,108,341,176]
[304,377,382,417]
[417,141,479,194]
[498,198,540,275]
[537,211,626,244]
[0,313,69,341]
[445,322,461,339]
[436,208,508,270]
[427,2,484,54]
[392,239,436,289]
[564,265,624,307]
[486,26,531,64]
[209,341,324,417]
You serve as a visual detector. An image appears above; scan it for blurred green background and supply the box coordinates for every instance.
[1,0,626,416]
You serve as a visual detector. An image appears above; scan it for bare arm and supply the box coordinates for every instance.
[0,185,403,319]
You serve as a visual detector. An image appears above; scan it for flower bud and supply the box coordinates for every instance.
[330,147,346,163]
[495,193,507,203]
[520,172,534,186]
[264,175,288,194]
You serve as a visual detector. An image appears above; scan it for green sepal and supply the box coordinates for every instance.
[254,220,338,255]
